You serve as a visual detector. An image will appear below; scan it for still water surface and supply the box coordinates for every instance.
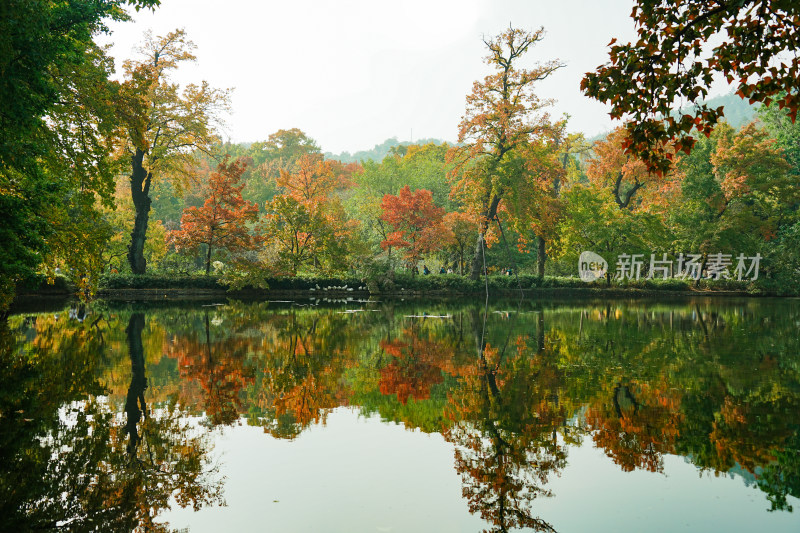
[2,296,799,532]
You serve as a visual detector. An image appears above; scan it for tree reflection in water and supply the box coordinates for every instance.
[0,309,224,532]
[442,307,568,533]
[167,310,254,426]
[4,298,800,531]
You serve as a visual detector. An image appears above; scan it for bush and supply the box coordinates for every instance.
[99,273,224,290]
[95,271,786,296]
[17,273,73,293]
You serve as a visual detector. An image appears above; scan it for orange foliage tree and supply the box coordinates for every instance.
[586,127,678,211]
[380,186,448,271]
[441,211,476,275]
[275,153,355,203]
[263,154,360,275]
[170,157,259,274]
[448,26,563,279]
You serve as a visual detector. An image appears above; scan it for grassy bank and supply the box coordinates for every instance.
[94,272,770,297]
[16,272,785,300]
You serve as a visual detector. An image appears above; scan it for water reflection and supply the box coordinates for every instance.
[0,308,224,532]
[4,298,800,530]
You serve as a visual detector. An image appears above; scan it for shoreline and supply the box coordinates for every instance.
[13,285,766,303]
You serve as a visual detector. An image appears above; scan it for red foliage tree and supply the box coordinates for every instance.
[170,157,259,274]
[380,186,448,271]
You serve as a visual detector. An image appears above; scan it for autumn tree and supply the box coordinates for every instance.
[582,1,800,173]
[441,211,476,275]
[666,122,796,266]
[170,157,259,274]
[449,27,563,279]
[119,29,230,274]
[263,154,359,275]
[276,153,354,202]
[241,128,323,207]
[380,186,448,271]
[586,128,661,210]
[346,143,455,263]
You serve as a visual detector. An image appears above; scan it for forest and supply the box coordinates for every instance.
[2,1,799,311]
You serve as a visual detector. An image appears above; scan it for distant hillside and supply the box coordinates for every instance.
[325,137,450,163]
[686,92,761,129]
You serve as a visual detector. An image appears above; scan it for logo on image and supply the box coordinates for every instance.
[579,251,608,282]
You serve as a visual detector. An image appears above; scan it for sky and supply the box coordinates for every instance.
[98,0,645,154]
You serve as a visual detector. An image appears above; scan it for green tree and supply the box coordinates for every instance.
[669,123,797,273]
[0,0,160,308]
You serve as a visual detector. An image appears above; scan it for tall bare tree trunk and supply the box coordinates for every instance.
[128,149,152,275]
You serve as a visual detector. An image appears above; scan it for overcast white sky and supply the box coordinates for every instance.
[99,0,646,154]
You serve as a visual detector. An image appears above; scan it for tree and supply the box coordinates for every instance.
[582,1,800,174]
[241,128,323,207]
[585,127,682,215]
[119,29,229,274]
[261,152,359,275]
[449,27,563,279]
[511,135,568,278]
[170,157,259,275]
[667,122,797,269]
[555,185,659,283]
[441,211,477,275]
[104,179,168,273]
[346,142,455,263]
[275,153,354,203]
[0,0,160,308]
[380,186,448,271]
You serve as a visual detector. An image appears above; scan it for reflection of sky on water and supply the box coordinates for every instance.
[164,407,800,533]
[7,297,800,532]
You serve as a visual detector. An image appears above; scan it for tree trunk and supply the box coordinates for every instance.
[205,244,213,275]
[128,149,152,275]
[469,195,502,280]
[125,312,148,457]
[537,236,546,278]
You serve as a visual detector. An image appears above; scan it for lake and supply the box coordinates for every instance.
[2,296,799,532]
